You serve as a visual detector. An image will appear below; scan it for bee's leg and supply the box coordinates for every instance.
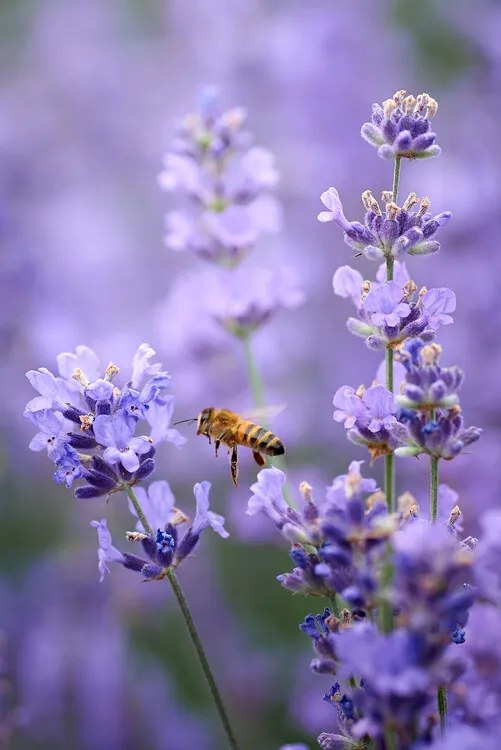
[230,444,239,487]
[215,431,228,458]
[252,451,266,467]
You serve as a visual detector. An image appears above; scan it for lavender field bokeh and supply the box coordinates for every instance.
[2,1,501,748]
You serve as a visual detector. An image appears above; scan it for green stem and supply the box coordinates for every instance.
[167,570,239,750]
[437,684,448,734]
[241,334,266,410]
[430,455,439,522]
[241,333,291,502]
[328,593,341,618]
[383,157,402,515]
[124,484,152,535]
[124,486,239,750]
[384,726,397,750]
[392,155,402,204]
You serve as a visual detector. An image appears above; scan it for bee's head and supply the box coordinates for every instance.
[197,407,214,436]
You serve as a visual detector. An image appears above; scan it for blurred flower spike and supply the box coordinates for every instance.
[91,480,228,582]
[159,86,282,266]
[318,188,451,261]
[23,343,185,499]
[361,90,441,159]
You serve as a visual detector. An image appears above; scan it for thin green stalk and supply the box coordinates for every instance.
[392,155,402,204]
[430,455,439,522]
[437,684,448,734]
[384,726,397,750]
[328,593,341,618]
[241,333,291,500]
[124,486,239,750]
[241,334,266,410]
[383,156,401,514]
[167,569,239,750]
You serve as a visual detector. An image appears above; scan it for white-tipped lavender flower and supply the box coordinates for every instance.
[361,90,441,160]
[159,88,281,265]
[23,343,183,500]
[319,188,451,262]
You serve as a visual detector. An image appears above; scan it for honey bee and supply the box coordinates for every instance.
[175,407,285,486]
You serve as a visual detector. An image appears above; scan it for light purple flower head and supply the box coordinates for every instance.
[361,90,441,160]
[247,467,289,525]
[318,188,450,262]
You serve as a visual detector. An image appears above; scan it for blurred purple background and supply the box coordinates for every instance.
[2,1,500,748]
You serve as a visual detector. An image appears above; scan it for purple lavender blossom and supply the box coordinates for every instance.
[159,90,281,265]
[207,264,304,337]
[24,343,179,499]
[396,340,464,410]
[128,480,177,534]
[333,384,407,462]
[93,481,228,581]
[249,463,391,607]
[319,188,450,261]
[361,90,441,159]
[397,409,482,460]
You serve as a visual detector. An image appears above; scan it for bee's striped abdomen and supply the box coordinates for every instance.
[237,421,285,456]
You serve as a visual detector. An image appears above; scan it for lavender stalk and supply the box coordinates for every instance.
[383,155,402,513]
[127,485,240,750]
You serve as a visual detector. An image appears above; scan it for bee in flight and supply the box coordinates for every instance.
[175,407,285,486]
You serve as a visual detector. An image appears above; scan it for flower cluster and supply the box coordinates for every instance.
[396,341,482,460]
[361,90,441,159]
[334,262,455,350]
[318,188,451,261]
[159,90,303,340]
[248,461,393,609]
[159,87,281,266]
[23,343,184,498]
[333,384,408,462]
[92,480,228,582]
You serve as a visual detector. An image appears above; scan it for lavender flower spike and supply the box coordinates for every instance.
[361,90,441,159]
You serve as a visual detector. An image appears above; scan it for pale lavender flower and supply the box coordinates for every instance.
[145,396,186,448]
[333,386,369,429]
[90,519,126,582]
[193,480,229,538]
[207,265,304,337]
[159,90,281,265]
[361,90,441,159]
[421,288,456,328]
[57,344,101,382]
[332,265,364,308]
[363,281,411,327]
[129,480,177,534]
[93,410,151,473]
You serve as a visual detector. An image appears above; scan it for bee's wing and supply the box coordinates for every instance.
[240,403,287,426]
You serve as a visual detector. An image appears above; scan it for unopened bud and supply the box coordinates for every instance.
[355,384,365,398]
[421,343,442,366]
[403,280,417,298]
[72,368,89,387]
[417,196,431,218]
[104,362,120,381]
[171,507,190,526]
[381,190,393,204]
[386,201,399,219]
[79,414,95,431]
[402,192,419,211]
[393,89,406,106]
[361,280,371,300]
[404,95,416,114]
[361,189,381,215]
[126,531,148,542]
[447,504,462,527]
[383,98,397,119]
[299,481,314,503]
